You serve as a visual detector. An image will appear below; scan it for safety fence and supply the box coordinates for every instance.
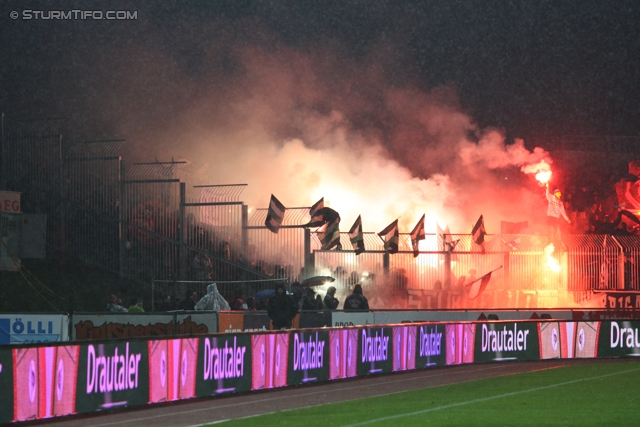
[3,116,640,307]
[1,318,639,423]
[151,278,286,310]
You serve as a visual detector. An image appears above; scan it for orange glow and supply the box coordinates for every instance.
[535,170,552,185]
[544,243,561,272]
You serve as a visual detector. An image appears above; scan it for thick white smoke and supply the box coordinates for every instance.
[95,27,553,235]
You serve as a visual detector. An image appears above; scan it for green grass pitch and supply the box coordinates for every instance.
[209,361,640,426]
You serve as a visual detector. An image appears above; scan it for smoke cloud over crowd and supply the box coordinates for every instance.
[27,10,555,235]
[105,48,551,235]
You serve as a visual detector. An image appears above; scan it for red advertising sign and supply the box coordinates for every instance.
[0,191,20,213]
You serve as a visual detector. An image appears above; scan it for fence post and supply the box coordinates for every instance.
[503,252,510,285]
[179,182,186,281]
[304,228,312,278]
[58,135,67,261]
[0,113,5,186]
[310,251,316,278]
[242,204,248,255]
[383,251,389,276]
[444,250,451,290]
[118,159,125,278]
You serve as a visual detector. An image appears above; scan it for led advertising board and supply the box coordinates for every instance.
[328,329,358,380]
[357,326,393,376]
[446,323,476,365]
[392,325,417,372]
[11,345,80,422]
[75,341,149,414]
[598,321,640,357]
[251,333,289,390]
[148,338,198,403]
[474,322,539,363]
[415,323,446,369]
[196,335,251,396]
[0,348,13,424]
[2,320,636,424]
[288,330,330,385]
[538,321,562,359]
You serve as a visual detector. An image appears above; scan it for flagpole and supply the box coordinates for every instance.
[464,265,503,287]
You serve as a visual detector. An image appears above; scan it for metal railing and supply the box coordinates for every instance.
[4,115,640,310]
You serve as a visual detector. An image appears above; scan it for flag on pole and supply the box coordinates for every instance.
[472,215,486,244]
[468,271,493,300]
[318,215,341,250]
[265,194,285,233]
[437,223,459,261]
[348,215,365,255]
[466,266,502,299]
[409,214,425,257]
[309,197,324,217]
[472,215,486,253]
[378,219,399,254]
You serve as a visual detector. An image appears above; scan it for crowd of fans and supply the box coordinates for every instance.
[106,279,371,316]
[556,171,640,235]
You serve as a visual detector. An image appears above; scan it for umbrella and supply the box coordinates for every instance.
[254,289,276,301]
[300,276,335,287]
[288,284,306,299]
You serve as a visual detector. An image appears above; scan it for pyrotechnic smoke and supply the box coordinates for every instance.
[44,13,554,235]
[106,44,552,235]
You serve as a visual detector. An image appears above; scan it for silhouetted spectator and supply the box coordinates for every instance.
[302,288,323,310]
[343,284,369,310]
[157,294,174,311]
[267,282,298,329]
[178,289,198,310]
[323,286,339,310]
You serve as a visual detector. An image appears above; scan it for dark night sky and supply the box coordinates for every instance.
[2,0,640,142]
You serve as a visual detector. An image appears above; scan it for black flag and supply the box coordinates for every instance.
[265,194,285,233]
[409,214,425,257]
[348,215,365,255]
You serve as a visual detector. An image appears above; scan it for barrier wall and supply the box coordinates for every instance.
[1,319,639,424]
[2,310,639,345]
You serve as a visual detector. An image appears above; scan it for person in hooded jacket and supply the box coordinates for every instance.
[267,282,298,329]
[343,284,369,310]
[323,286,339,310]
[195,283,231,311]
[301,288,324,310]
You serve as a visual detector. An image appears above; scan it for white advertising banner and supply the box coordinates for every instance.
[72,312,218,340]
[331,311,374,327]
[0,313,68,344]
